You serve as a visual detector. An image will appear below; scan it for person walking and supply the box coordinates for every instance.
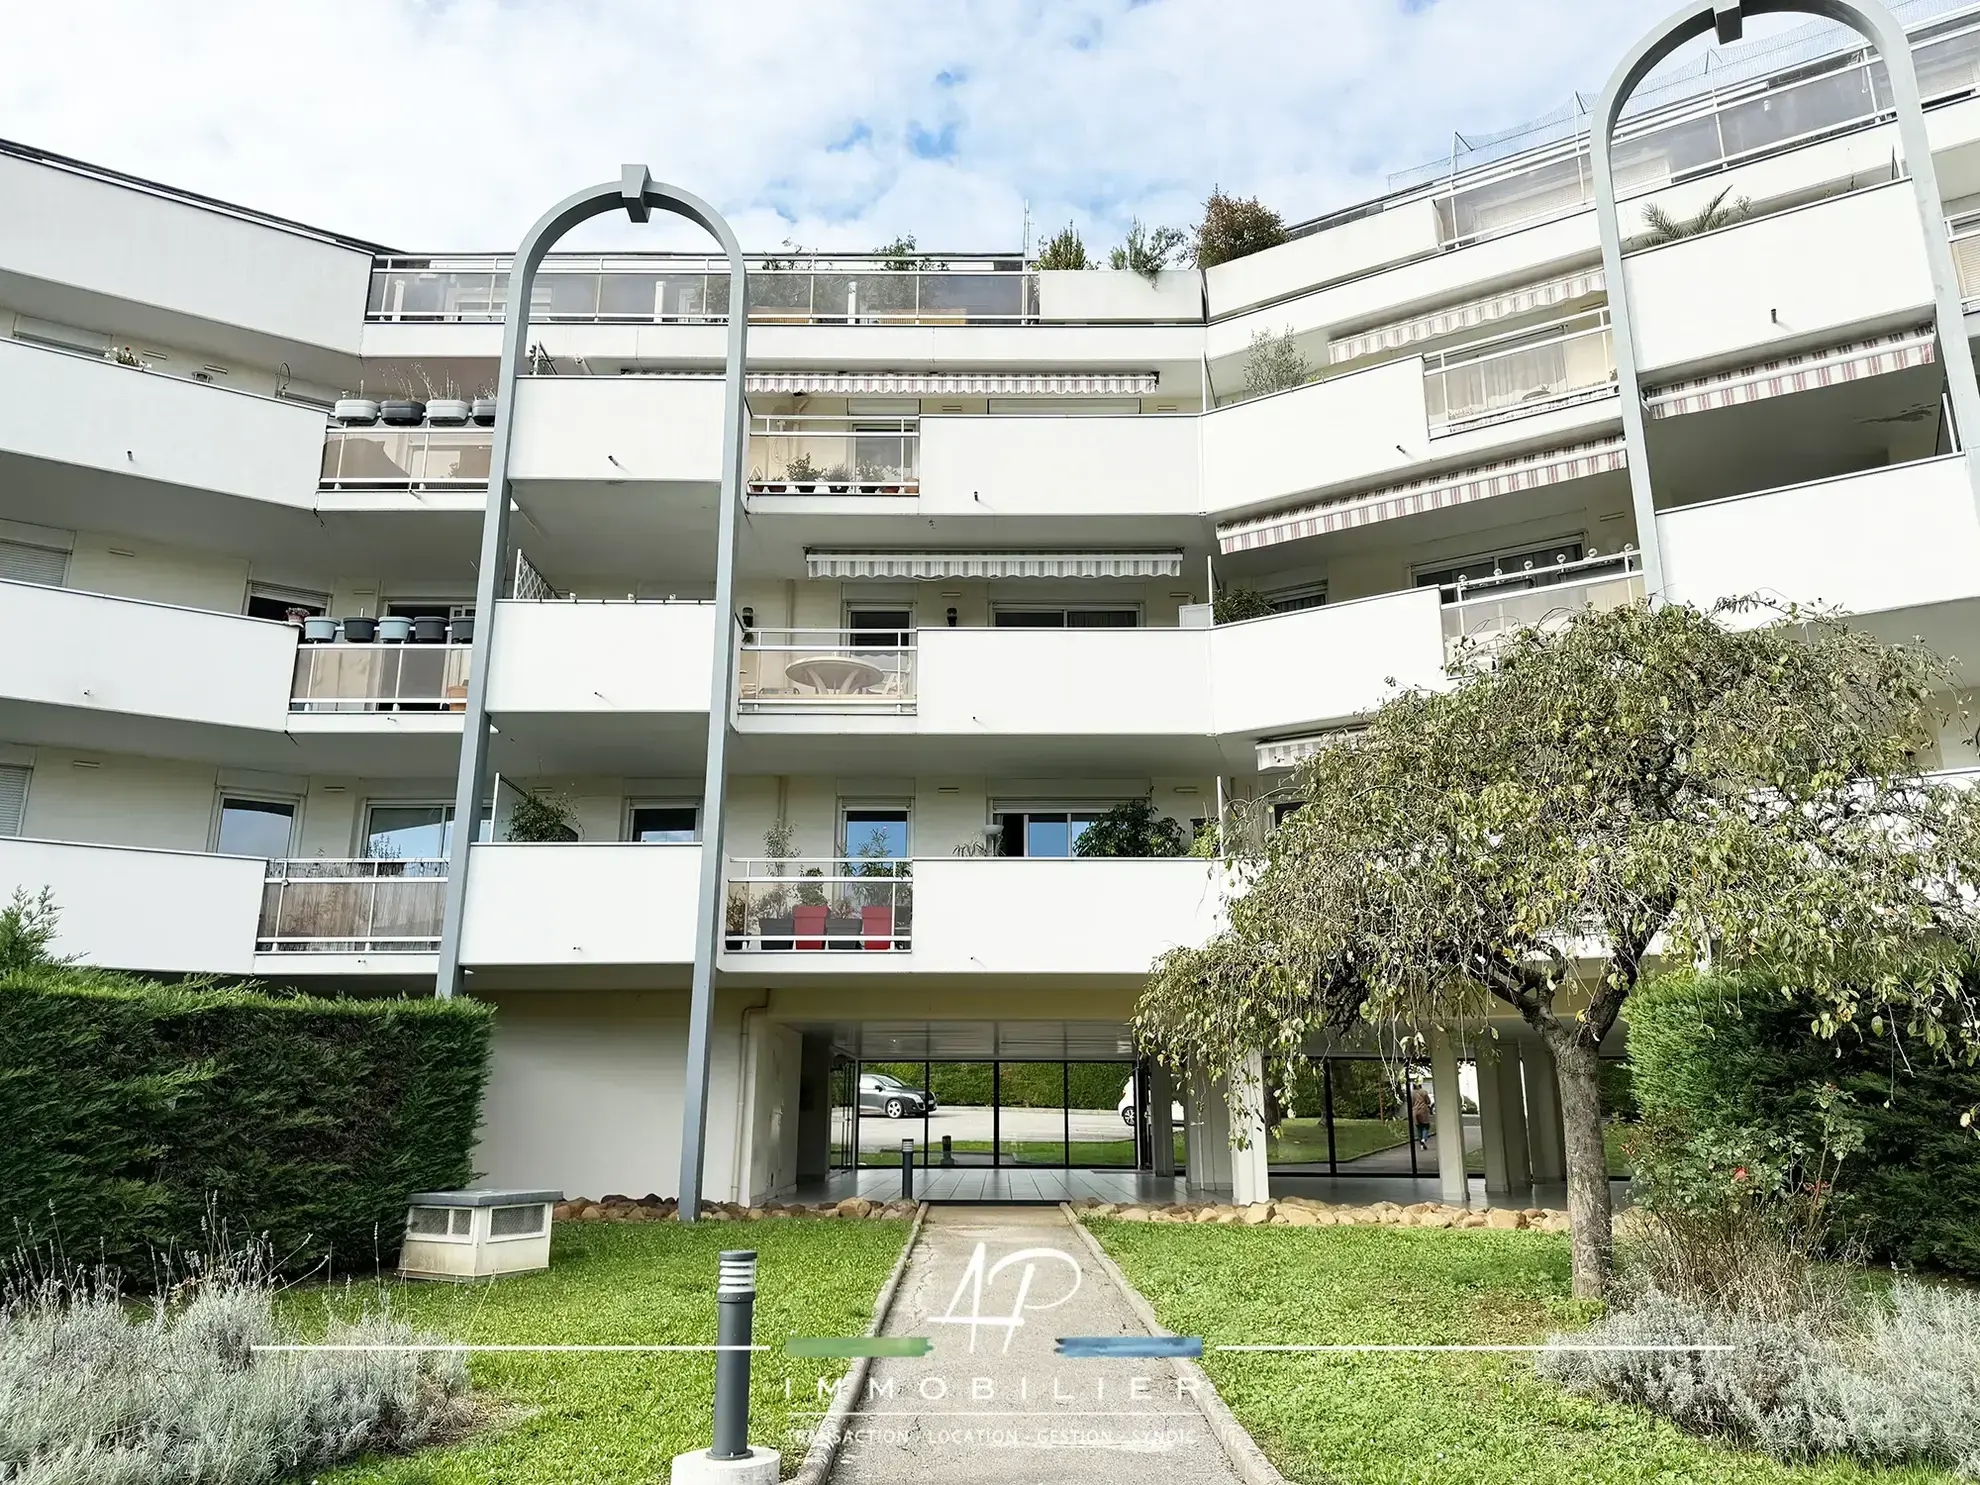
[1410,1082,1433,1151]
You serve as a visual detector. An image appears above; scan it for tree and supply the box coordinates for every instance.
[1076,796,1190,858]
[1194,187,1288,268]
[1109,219,1187,282]
[1136,598,1980,1296]
[1034,223,1090,270]
[1638,185,1751,246]
[0,886,69,975]
[1241,327,1312,400]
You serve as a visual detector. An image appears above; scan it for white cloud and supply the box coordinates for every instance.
[0,0,1730,254]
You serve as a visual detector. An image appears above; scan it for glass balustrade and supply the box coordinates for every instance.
[748,417,918,493]
[319,427,493,488]
[1423,313,1616,431]
[736,627,916,713]
[291,645,471,713]
[1440,551,1646,661]
[724,857,913,952]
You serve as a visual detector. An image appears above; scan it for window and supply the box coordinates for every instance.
[385,599,474,622]
[993,808,1109,858]
[846,607,912,647]
[216,797,296,858]
[1265,583,1326,615]
[992,606,1139,629]
[0,538,69,588]
[1272,800,1307,827]
[245,582,328,623]
[842,806,910,858]
[0,764,28,837]
[628,804,698,842]
[364,803,489,862]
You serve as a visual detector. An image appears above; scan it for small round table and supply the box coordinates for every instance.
[784,654,886,694]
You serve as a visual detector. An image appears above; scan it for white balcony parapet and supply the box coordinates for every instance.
[736,626,915,714]
[290,644,470,713]
[1439,549,1644,661]
[748,414,917,494]
[459,842,702,966]
[486,600,714,714]
[319,425,492,489]
[725,856,913,952]
[257,858,446,953]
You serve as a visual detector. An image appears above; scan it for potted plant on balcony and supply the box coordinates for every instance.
[826,890,862,950]
[793,867,829,949]
[1072,795,1190,858]
[503,787,578,842]
[823,462,853,495]
[335,388,381,426]
[783,451,822,494]
[757,818,798,950]
[301,615,338,644]
[379,373,426,427]
[470,384,498,426]
[424,367,471,426]
[847,829,905,949]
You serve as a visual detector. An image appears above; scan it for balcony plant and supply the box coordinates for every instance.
[850,828,908,949]
[379,373,426,427]
[334,386,380,426]
[1109,219,1186,283]
[470,385,497,426]
[1213,585,1274,624]
[724,888,749,951]
[1637,184,1753,246]
[1192,187,1288,268]
[1033,223,1091,271]
[758,818,798,949]
[426,376,471,427]
[794,866,829,950]
[502,788,578,843]
[783,451,823,493]
[1072,795,1189,858]
[826,891,862,951]
[1240,326,1313,400]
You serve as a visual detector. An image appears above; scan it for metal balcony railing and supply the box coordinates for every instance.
[736,626,916,713]
[725,857,913,952]
[1440,549,1645,661]
[319,425,493,489]
[291,645,471,712]
[748,415,918,494]
[365,257,1039,326]
[257,858,447,952]
[1423,312,1616,433]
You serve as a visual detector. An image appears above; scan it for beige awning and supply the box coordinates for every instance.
[806,550,1185,580]
[745,370,1159,396]
[1218,438,1627,556]
[1255,727,1366,771]
[1328,266,1606,364]
[1644,327,1936,418]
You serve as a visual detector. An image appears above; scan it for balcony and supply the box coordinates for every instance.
[1659,453,1980,618]
[290,643,470,713]
[0,837,263,974]
[1439,549,1645,661]
[485,600,713,715]
[318,425,491,490]
[459,843,701,966]
[366,257,1041,326]
[0,336,329,505]
[748,415,917,495]
[737,627,915,714]
[256,858,446,953]
[507,376,724,486]
[725,856,912,952]
[917,413,1199,515]
[1201,357,1427,515]
[1423,311,1614,437]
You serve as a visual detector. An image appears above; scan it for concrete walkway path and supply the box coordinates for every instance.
[825,1205,1244,1483]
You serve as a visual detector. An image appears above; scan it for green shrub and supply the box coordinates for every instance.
[1193,187,1288,268]
[1033,223,1089,270]
[0,968,492,1278]
[1074,796,1189,858]
[1212,585,1274,624]
[1627,969,1980,1278]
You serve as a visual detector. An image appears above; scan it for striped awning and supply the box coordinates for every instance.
[1218,438,1628,556]
[1328,265,1606,364]
[807,550,1185,580]
[744,370,1159,396]
[1644,328,1937,419]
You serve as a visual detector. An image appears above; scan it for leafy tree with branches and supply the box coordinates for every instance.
[1241,326,1313,400]
[1136,598,1980,1295]
[1110,219,1187,282]
[1034,223,1090,270]
[1193,187,1288,267]
[1077,796,1190,858]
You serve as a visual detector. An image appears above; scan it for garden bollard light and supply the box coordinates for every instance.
[941,1133,955,1167]
[669,1251,777,1484]
[900,1137,915,1200]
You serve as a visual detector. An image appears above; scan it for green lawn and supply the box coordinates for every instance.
[1269,1116,1412,1165]
[283,1218,910,1485]
[1085,1220,1954,1485]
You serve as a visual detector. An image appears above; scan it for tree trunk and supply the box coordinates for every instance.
[1546,1031,1614,1297]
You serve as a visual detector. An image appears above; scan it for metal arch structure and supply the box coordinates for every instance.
[432,166,749,1223]
[1591,0,1980,601]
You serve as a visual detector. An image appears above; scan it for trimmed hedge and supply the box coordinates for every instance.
[0,969,493,1277]
[1627,970,1980,1278]
[865,1061,1127,1110]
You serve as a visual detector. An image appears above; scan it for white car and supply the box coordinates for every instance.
[1118,1077,1186,1127]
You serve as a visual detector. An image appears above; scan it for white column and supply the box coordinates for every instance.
[1478,1040,1532,1196]
[1230,1049,1271,1206]
[1185,1063,1231,1195]
[1430,1028,1468,1205]
[1149,1061,1176,1178]
[1522,1042,1566,1184]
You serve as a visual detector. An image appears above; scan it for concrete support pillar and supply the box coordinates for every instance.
[1522,1041,1566,1184]
[1478,1040,1532,1196]
[1230,1049,1271,1207]
[1430,1028,1469,1206]
[794,1033,834,1184]
[1185,1062,1232,1196]
[1149,1062,1176,1178]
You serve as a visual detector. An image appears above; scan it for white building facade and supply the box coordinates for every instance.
[7,0,1980,1208]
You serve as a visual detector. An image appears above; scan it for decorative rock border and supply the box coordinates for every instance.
[1072,1195,1573,1233]
[554,1195,918,1222]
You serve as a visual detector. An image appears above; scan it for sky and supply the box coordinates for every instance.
[1,1,1744,256]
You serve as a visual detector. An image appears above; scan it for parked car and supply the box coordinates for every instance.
[1118,1077,1185,1126]
[860,1072,936,1119]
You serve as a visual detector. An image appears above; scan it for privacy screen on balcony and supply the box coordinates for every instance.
[1217,437,1627,555]
[804,550,1186,580]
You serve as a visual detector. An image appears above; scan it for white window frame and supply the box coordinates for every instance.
[624,798,701,843]
[839,800,912,858]
[990,602,1143,628]
[210,791,301,857]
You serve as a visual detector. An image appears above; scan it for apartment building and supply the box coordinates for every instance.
[6,0,1980,1211]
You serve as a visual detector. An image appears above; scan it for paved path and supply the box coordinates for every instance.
[826,1205,1242,1483]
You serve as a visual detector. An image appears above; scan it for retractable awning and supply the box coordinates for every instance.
[1255,728,1366,771]
[1644,327,1937,418]
[1217,438,1627,556]
[1328,265,1606,365]
[744,370,1159,396]
[806,550,1185,580]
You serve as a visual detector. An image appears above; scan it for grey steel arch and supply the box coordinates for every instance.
[1592,0,1980,601]
[432,165,748,1223]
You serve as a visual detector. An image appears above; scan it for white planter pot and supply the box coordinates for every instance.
[334,398,380,426]
[427,398,471,426]
[377,616,414,643]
